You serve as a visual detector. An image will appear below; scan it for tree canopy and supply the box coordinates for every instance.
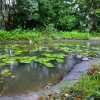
[0,0,100,32]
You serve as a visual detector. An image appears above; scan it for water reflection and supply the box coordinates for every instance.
[0,55,81,96]
[0,42,100,96]
[87,42,91,50]
[29,39,33,45]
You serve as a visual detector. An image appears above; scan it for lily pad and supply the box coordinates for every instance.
[56,59,64,63]
[43,62,54,68]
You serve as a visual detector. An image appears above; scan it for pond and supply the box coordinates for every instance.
[0,41,100,96]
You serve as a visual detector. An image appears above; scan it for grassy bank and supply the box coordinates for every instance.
[38,64,100,100]
[58,64,100,100]
[0,29,90,41]
[90,33,100,40]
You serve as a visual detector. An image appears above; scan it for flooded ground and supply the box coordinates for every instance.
[0,41,100,96]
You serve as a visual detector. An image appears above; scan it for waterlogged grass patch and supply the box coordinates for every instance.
[35,58,49,62]
[0,70,11,82]
[0,70,15,83]
[45,49,53,53]
[14,50,23,55]
[42,53,66,59]
[43,62,54,68]
[41,53,65,63]
[35,58,54,67]
[0,54,9,59]
[1,70,12,77]
[0,42,100,68]
[18,56,37,63]
[0,63,7,67]
[59,47,69,53]
[1,58,17,66]
[19,53,66,67]
[56,59,64,63]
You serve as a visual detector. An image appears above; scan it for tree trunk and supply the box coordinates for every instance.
[0,0,13,30]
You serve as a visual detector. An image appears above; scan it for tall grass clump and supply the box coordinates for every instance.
[59,31,90,40]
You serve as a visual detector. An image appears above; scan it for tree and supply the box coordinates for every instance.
[10,0,38,29]
[0,0,99,32]
[0,0,16,30]
[76,0,100,32]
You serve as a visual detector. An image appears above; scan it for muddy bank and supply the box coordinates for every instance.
[0,58,99,100]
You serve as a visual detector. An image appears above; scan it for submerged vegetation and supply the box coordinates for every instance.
[0,69,15,85]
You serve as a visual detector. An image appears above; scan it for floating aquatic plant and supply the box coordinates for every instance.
[56,59,64,63]
[0,42,100,68]
[14,50,23,55]
[43,62,54,67]
[1,70,11,77]
[18,56,37,63]
[0,54,9,59]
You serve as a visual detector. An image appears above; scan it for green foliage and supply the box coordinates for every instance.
[70,65,100,99]
[1,70,12,77]
[59,31,90,40]
[0,70,14,83]
[77,0,100,32]
[0,41,100,68]
[0,0,100,32]
[0,30,90,40]
[11,0,38,28]
[53,64,100,100]
[0,30,12,40]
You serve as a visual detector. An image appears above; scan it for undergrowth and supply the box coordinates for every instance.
[38,64,100,100]
[0,29,90,41]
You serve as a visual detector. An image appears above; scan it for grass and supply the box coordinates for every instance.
[0,30,42,41]
[57,31,89,40]
[90,32,100,40]
[0,29,90,41]
[70,64,100,99]
[58,64,100,100]
[38,64,100,100]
